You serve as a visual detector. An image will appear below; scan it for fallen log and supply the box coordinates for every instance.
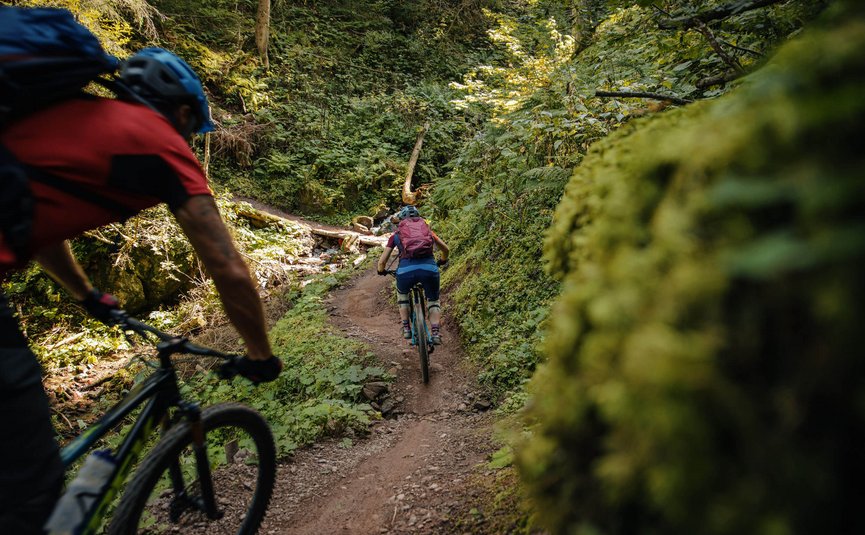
[234,203,387,247]
[594,90,693,105]
[310,227,387,248]
[234,204,286,228]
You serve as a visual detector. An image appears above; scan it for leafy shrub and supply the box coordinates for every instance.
[521,5,865,534]
[3,195,309,371]
[178,270,385,456]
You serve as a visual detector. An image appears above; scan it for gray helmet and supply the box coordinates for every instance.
[398,205,420,220]
[120,47,214,135]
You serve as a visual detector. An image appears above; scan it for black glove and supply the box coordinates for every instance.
[81,289,122,324]
[377,269,387,276]
[436,258,449,268]
[221,355,283,384]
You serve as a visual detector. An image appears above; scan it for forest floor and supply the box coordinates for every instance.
[212,203,526,533]
[259,266,518,534]
[42,206,527,533]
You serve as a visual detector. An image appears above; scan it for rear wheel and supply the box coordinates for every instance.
[108,403,276,535]
[414,292,430,384]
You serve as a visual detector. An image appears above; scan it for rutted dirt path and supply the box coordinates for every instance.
[260,266,499,534]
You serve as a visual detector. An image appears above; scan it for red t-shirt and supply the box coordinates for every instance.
[0,97,212,275]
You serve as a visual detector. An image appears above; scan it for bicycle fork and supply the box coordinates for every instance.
[167,401,223,520]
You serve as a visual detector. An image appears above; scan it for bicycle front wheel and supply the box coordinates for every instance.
[414,295,430,384]
[108,402,276,535]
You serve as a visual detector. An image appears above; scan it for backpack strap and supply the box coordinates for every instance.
[24,164,136,220]
[0,145,34,260]
[1,143,136,261]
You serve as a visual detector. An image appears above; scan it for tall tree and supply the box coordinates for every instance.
[255,0,270,68]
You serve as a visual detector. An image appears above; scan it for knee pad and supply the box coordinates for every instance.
[427,300,441,312]
[397,292,410,309]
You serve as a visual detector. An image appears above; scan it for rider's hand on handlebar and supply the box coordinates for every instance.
[377,269,388,276]
[436,258,449,268]
[81,288,123,325]
[220,355,283,384]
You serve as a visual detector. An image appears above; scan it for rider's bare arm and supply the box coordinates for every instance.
[431,232,449,261]
[33,240,93,301]
[173,195,272,361]
[378,247,394,272]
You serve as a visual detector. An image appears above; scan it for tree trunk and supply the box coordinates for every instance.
[255,0,271,69]
[402,122,430,205]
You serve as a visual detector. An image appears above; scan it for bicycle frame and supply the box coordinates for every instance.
[56,319,227,535]
[385,268,435,383]
[407,284,433,350]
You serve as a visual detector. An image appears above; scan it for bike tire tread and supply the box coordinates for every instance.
[107,402,276,535]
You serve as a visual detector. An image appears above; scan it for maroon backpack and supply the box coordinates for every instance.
[397,217,434,259]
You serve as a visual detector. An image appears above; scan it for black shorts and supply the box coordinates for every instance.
[0,292,64,534]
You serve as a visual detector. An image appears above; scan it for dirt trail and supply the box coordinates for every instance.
[261,267,497,534]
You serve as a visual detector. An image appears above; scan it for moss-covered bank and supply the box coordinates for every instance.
[520,3,865,534]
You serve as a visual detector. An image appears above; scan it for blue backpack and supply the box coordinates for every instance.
[0,6,120,123]
[1,6,122,260]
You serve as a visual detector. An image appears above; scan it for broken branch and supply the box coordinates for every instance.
[658,0,785,30]
[594,90,692,106]
[695,21,743,72]
[696,70,742,89]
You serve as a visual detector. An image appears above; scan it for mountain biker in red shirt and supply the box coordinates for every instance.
[0,48,282,534]
[376,205,450,344]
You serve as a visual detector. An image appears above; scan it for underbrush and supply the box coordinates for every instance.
[3,195,383,457]
[49,257,382,459]
[3,193,310,374]
[441,209,560,407]
[176,266,386,456]
[521,6,865,533]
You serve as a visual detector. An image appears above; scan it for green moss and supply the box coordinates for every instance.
[522,6,865,535]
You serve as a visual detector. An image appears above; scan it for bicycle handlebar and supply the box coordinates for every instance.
[109,310,237,361]
[107,311,281,383]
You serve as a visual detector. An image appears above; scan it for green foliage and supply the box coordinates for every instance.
[522,4,865,534]
[433,0,820,414]
[237,74,471,218]
[3,195,309,371]
[15,0,137,56]
[135,0,491,220]
[177,269,386,456]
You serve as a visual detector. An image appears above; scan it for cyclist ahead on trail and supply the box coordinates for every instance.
[377,205,450,345]
[0,48,282,534]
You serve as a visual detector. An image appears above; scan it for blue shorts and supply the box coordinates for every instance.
[396,265,440,301]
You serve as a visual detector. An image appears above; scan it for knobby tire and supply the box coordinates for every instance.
[414,290,430,384]
[108,402,276,535]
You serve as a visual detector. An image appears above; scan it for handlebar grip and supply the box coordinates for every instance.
[219,355,283,384]
[218,357,241,380]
